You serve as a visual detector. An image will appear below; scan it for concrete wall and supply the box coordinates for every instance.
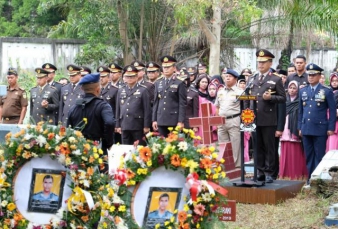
[0,37,85,81]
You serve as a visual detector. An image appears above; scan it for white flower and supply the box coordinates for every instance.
[201,193,212,202]
[1,200,8,207]
[55,134,61,143]
[23,134,33,141]
[113,194,124,204]
[68,136,76,143]
[83,179,90,188]
[36,135,47,147]
[151,143,161,154]
[72,149,81,155]
[56,208,65,218]
[32,153,38,158]
[116,218,128,229]
[10,219,15,228]
[50,217,61,227]
[178,142,188,151]
[0,150,4,157]
[57,154,66,164]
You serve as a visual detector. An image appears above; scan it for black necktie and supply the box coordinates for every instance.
[311,87,314,97]
[259,74,264,83]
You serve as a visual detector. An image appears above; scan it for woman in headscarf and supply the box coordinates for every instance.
[279,81,308,179]
[326,72,338,151]
[207,82,217,103]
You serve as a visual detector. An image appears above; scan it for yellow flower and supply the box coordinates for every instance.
[183,128,189,133]
[7,203,16,211]
[183,204,189,211]
[155,224,160,229]
[118,205,126,212]
[221,172,226,178]
[220,158,225,163]
[147,160,152,167]
[163,144,171,155]
[213,173,219,179]
[127,180,136,186]
[99,158,103,164]
[181,158,188,167]
[164,221,170,226]
[83,118,88,124]
[197,223,200,228]
[212,153,218,159]
[98,149,103,155]
[102,222,108,228]
[186,160,199,173]
[168,127,173,131]
[110,206,115,212]
[93,147,98,153]
[209,146,215,152]
[206,168,211,174]
[94,153,99,159]
[174,209,178,214]
[215,166,222,173]
[170,216,175,222]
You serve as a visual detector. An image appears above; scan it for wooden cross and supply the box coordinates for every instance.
[189,103,225,144]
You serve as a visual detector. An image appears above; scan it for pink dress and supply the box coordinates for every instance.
[244,132,250,162]
[196,96,218,142]
[279,114,308,180]
[326,117,338,151]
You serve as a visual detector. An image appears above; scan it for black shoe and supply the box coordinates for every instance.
[253,175,265,181]
[266,176,273,183]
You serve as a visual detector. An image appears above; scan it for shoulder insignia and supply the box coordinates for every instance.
[139,84,147,88]
[110,83,119,89]
[176,76,185,81]
[19,87,25,91]
[50,86,57,90]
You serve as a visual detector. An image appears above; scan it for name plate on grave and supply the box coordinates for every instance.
[217,200,236,221]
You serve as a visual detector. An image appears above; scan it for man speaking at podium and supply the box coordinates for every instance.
[247,49,286,183]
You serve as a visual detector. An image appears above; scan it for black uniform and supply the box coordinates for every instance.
[30,84,59,124]
[59,83,84,126]
[67,93,115,150]
[185,87,199,128]
[116,84,151,145]
[285,72,308,89]
[248,71,286,179]
[49,80,63,124]
[152,74,187,136]
[100,84,118,115]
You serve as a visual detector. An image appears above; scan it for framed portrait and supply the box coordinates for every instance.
[142,187,182,229]
[27,168,66,213]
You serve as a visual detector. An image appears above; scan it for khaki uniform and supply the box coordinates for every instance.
[0,86,28,124]
[215,85,243,167]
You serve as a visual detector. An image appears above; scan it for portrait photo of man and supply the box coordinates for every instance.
[32,175,59,202]
[147,193,173,219]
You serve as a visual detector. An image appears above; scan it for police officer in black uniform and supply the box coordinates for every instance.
[30,68,59,124]
[132,60,155,107]
[59,64,84,126]
[146,61,162,83]
[116,65,151,145]
[42,63,62,124]
[67,73,115,159]
[152,55,187,137]
[108,63,124,88]
[98,65,118,121]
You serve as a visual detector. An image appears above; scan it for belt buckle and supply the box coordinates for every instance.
[5,118,9,121]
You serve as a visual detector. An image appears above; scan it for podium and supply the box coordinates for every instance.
[232,95,265,187]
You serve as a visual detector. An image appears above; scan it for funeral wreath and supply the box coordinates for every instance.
[0,122,228,229]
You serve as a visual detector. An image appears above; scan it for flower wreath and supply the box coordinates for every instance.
[0,123,228,229]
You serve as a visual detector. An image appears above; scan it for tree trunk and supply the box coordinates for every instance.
[198,3,221,76]
[117,0,133,65]
[138,0,144,60]
[278,18,294,70]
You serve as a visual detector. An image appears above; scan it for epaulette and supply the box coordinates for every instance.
[156,76,164,81]
[19,87,25,91]
[110,83,118,89]
[176,76,185,81]
[139,84,147,88]
[50,86,56,89]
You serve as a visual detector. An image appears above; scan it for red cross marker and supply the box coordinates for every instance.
[189,102,225,144]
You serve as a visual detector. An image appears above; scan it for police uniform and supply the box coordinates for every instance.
[298,63,336,181]
[30,68,59,124]
[146,61,162,83]
[215,69,243,168]
[67,73,115,153]
[109,63,124,88]
[98,66,119,124]
[80,66,92,76]
[42,63,62,124]
[116,65,151,145]
[59,65,84,126]
[147,210,173,219]
[32,191,59,202]
[0,68,28,124]
[152,55,187,137]
[247,49,286,183]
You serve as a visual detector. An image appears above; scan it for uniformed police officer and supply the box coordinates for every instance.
[132,60,155,107]
[146,61,162,83]
[42,63,62,124]
[116,65,151,145]
[180,69,199,130]
[0,68,28,124]
[30,68,59,124]
[59,64,84,126]
[67,73,115,159]
[32,175,59,202]
[247,49,286,183]
[108,63,124,88]
[147,193,173,220]
[98,65,118,120]
[152,55,187,137]
[215,69,243,168]
[80,66,92,77]
[298,63,336,184]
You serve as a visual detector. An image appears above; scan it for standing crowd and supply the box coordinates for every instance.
[0,49,337,184]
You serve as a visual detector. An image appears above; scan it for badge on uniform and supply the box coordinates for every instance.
[158,94,161,99]
[301,91,308,101]
[315,89,325,102]
[107,95,111,100]
[121,100,124,104]
[23,93,27,99]
[267,80,276,85]
[303,102,306,106]
[170,85,178,88]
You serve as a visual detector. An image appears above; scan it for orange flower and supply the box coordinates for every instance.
[115,216,121,224]
[4,218,11,225]
[166,133,178,143]
[200,147,211,156]
[87,167,94,176]
[60,144,70,155]
[89,156,95,163]
[74,130,83,137]
[171,154,181,167]
[179,222,190,229]
[47,133,55,140]
[81,215,89,222]
[126,169,136,179]
[13,213,23,221]
[139,146,152,162]
[178,211,187,223]
[59,126,66,136]
[200,158,212,169]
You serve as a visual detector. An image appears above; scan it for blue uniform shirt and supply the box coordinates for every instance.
[298,84,336,136]
[148,210,173,219]
[32,191,59,202]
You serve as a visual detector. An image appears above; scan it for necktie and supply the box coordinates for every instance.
[259,74,264,83]
[39,87,42,93]
[311,87,314,97]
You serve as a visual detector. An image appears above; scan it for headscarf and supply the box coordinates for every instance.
[207,82,218,103]
[329,72,338,91]
[210,75,224,88]
[286,80,299,137]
